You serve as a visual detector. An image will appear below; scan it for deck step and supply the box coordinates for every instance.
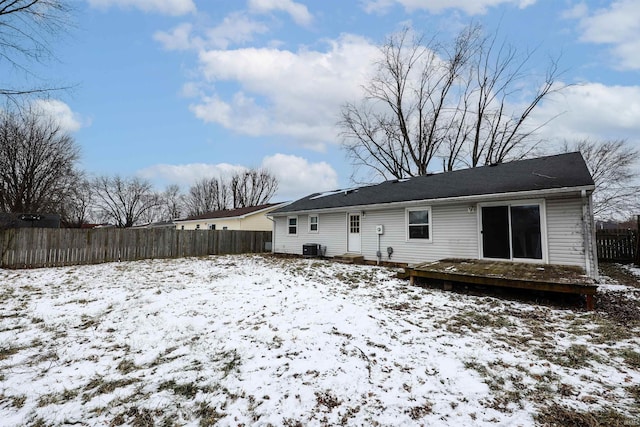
[333,254,364,264]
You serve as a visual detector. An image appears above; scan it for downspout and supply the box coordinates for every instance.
[581,190,598,280]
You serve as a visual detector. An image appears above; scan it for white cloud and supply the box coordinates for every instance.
[154,13,270,51]
[138,155,338,201]
[531,82,640,150]
[87,0,195,16]
[362,0,536,15]
[262,153,338,200]
[154,23,200,51]
[248,0,313,26]
[32,100,87,133]
[189,34,380,149]
[569,0,640,70]
[137,163,246,188]
[206,12,271,49]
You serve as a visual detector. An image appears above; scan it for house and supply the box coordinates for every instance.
[174,203,287,231]
[268,152,599,279]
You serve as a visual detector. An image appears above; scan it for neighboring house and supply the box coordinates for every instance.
[174,203,287,231]
[268,152,599,278]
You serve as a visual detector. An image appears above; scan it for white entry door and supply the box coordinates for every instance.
[347,213,361,253]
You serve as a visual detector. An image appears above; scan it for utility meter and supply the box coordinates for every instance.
[376,225,384,235]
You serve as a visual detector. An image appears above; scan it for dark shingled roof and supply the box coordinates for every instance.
[177,203,280,222]
[271,152,594,215]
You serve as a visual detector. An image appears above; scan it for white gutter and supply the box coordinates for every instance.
[269,185,595,217]
[581,189,599,280]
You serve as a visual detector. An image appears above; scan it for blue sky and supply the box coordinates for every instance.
[28,0,640,201]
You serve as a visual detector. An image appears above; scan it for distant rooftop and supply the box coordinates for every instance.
[176,203,282,222]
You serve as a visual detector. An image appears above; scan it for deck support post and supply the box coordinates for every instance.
[585,294,595,311]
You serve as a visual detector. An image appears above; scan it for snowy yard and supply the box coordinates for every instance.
[1,255,639,426]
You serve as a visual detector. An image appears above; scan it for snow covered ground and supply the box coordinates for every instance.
[1,255,639,426]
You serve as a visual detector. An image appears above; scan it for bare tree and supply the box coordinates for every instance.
[0,0,72,98]
[340,24,563,181]
[59,176,93,227]
[563,139,640,220]
[184,177,229,216]
[0,104,79,213]
[159,184,185,221]
[230,169,278,208]
[92,175,160,228]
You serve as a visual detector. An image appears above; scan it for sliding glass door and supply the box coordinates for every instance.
[481,203,543,261]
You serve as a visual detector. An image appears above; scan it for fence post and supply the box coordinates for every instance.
[636,215,640,266]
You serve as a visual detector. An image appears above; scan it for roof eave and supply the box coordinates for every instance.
[176,202,288,222]
[268,185,596,216]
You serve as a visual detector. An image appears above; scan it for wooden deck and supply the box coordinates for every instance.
[406,259,598,310]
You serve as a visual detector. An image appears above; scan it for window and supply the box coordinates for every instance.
[180,225,184,230]
[196,224,200,230]
[209,224,216,230]
[349,214,360,234]
[288,216,298,235]
[309,215,318,233]
[407,207,431,241]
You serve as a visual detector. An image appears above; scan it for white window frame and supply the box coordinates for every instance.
[308,214,319,233]
[477,199,548,263]
[287,216,298,236]
[406,206,432,242]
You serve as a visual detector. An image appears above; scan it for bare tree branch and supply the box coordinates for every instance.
[340,24,565,181]
[92,175,160,228]
[563,139,640,220]
[0,103,79,213]
[0,0,73,99]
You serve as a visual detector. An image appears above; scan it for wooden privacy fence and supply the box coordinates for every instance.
[596,229,638,263]
[0,228,272,269]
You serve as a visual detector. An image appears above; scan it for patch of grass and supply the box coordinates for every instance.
[37,389,79,407]
[158,380,200,399]
[117,358,138,374]
[78,314,99,330]
[82,376,138,403]
[0,345,21,361]
[535,403,637,427]
[446,310,512,334]
[620,349,640,369]
[406,401,433,420]
[600,263,640,288]
[111,406,158,427]
[557,344,602,369]
[195,402,225,427]
[218,349,241,377]
[315,390,341,410]
[627,385,640,404]
[11,394,27,408]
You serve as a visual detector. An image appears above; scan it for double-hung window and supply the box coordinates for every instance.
[407,207,431,241]
[288,216,298,235]
[309,215,319,233]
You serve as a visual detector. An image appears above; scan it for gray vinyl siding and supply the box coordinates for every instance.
[273,196,588,269]
[359,204,478,265]
[273,204,478,265]
[546,197,586,268]
[273,212,347,256]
